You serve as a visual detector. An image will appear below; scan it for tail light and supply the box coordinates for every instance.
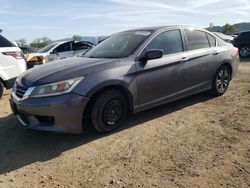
[2,51,24,59]
[236,48,239,56]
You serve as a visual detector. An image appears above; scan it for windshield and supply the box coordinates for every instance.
[84,31,151,58]
[38,43,57,53]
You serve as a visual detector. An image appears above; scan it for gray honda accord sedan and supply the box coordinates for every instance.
[10,25,239,133]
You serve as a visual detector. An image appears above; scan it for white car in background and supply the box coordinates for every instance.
[26,41,94,68]
[213,32,234,43]
[0,34,26,98]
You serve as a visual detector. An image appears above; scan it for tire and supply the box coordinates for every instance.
[91,90,128,133]
[210,65,231,96]
[239,45,250,58]
[0,81,4,99]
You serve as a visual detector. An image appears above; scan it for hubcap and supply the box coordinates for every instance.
[240,47,250,57]
[103,100,123,125]
[216,69,230,93]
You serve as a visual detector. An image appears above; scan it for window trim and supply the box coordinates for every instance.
[137,29,185,59]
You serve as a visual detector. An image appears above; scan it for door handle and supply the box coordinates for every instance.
[181,57,189,62]
[212,51,219,55]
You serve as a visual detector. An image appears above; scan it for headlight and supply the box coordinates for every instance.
[29,77,83,98]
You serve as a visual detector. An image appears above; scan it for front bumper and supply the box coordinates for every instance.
[10,92,89,133]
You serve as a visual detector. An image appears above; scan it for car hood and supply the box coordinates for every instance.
[17,57,120,87]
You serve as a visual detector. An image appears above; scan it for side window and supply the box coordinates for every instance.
[185,30,210,50]
[54,42,71,53]
[0,35,15,47]
[145,30,183,55]
[73,42,93,51]
[207,34,216,47]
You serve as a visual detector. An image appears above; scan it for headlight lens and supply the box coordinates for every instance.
[30,77,83,97]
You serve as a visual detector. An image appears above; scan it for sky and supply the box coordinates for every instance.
[0,0,250,42]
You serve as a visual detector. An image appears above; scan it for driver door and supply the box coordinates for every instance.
[135,29,190,109]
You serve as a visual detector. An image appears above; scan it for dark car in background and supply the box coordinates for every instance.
[10,25,239,134]
[19,46,35,55]
[233,31,250,58]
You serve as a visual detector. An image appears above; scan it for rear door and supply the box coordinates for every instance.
[183,29,217,91]
[135,29,190,109]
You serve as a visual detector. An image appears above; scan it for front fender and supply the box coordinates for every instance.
[84,79,130,97]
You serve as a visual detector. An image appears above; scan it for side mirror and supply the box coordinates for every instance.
[140,49,163,62]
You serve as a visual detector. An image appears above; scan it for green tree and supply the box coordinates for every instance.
[16,38,27,46]
[222,24,237,34]
[30,37,52,49]
[72,35,82,41]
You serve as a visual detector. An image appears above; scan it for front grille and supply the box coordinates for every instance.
[16,85,27,98]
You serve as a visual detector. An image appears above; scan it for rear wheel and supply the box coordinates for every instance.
[91,90,128,133]
[239,46,250,58]
[0,81,4,99]
[210,65,231,96]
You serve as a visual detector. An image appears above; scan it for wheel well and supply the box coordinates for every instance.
[221,63,232,79]
[82,85,133,130]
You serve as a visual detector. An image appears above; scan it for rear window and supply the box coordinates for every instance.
[0,35,15,47]
[185,30,210,50]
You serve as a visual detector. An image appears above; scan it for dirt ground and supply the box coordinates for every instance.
[0,61,250,188]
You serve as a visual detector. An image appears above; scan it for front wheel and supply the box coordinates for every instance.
[0,81,4,99]
[91,90,128,133]
[210,65,231,96]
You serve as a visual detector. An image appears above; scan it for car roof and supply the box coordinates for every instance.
[241,31,250,34]
[124,25,205,32]
[234,31,250,35]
